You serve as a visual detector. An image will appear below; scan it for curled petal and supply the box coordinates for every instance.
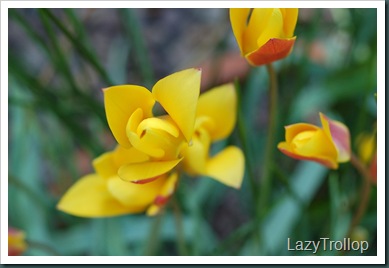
[292,128,338,168]
[138,116,180,138]
[104,85,155,147]
[285,123,320,143]
[118,158,182,183]
[197,83,237,141]
[127,113,184,160]
[126,109,165,158]
[205,146,245,189]
[320,113,351,163]
[152,68,201,142]
[57,174,135,217]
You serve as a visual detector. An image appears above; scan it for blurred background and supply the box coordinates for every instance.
[8,8,377,256]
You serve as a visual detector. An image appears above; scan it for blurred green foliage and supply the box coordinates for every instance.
[8,8,377,256]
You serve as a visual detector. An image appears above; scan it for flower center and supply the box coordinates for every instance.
[291,130,316,149]
[126,108,187,160]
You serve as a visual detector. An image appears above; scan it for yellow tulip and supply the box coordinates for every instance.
[104,68,200,175]
[230,8,298,66]
[8,227,27,256]
[57,69,245,217]
[278,113,350,169]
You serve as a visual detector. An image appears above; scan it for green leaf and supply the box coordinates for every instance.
[260,161,328,255]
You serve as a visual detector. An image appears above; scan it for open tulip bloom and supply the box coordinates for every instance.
[230,8,298,66]
[58,68,245,217]
[278,113,351,169]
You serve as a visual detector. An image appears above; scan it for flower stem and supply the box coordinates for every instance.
[347,153,372,238]
[234,80,258,204]
[143,212,163,255]
[172,197,189,256]
[258,63,278,218]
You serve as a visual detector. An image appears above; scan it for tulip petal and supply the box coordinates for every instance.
[280,8,298,37]
[152,68,201,142]
[57,174,134,217]
[255,8,284,49]
[205,146,245,189]
[197,83,237,141]
[243,8,275,54]
[107,175,166,208]
[320,113,351,162]
[285,123,320,143]
[118,158,182,183]
[247,37,296,66]
[104,85,155,147]
[230,8,252,54]
[278,141,338,169]
[293,129,337,163]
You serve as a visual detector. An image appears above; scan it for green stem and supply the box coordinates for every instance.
[258,63,278,219]
[234,80,258,204]
[143,212,163,255]
[172,197,189,256]
[346,153,372,238]
[234,79,261,252]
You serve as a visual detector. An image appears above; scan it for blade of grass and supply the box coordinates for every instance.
[38,9,79,93]
[10,9,107,125]
[260,161,328,255]
[40,9,113,86]
[9,60,105,155]
[119,9,154,88]
[37,9,107,124]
